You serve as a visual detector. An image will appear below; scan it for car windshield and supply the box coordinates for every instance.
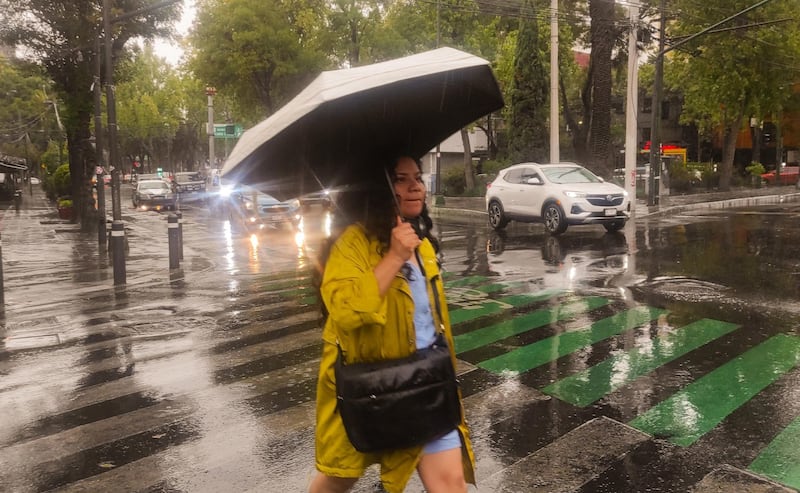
[140,181,170,192]
[176,173,201,181]
[543,166,602,184]
[256,194,281,205]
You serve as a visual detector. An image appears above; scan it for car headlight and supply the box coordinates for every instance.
[289,199,300,209]
[244,200,254,210]
[563,191,587,198]
[622,190,629,197]
[219,184,233,197]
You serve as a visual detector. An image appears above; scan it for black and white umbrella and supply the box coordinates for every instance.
[220,47,504,198]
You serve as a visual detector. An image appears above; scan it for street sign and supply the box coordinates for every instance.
[213,124,243,139]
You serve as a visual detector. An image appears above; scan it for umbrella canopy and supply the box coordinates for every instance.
[220,47,504,199]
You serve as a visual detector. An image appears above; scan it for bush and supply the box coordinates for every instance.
[52,164,71,198]
[698,163,720,190]
[745,162,765,177]
[57,197,73,208]
[442,167,466,196]
[668,162,694,193]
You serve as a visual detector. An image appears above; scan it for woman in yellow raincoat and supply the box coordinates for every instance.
[309,156,475,493]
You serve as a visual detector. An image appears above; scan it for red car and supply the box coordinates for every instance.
[761,165,799,185]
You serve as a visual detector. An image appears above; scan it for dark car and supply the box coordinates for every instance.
[132,179,176,211]
[226,185,300,233]
[173,171,207,202]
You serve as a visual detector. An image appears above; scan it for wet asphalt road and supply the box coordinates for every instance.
[1,186,800,492]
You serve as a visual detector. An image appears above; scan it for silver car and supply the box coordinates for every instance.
[485,162,630,235]
[132,179,177,211]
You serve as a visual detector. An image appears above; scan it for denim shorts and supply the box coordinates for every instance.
[423,429,460,454]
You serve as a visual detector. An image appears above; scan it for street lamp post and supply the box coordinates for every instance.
[206,87,217,169]
[103,0,122,222]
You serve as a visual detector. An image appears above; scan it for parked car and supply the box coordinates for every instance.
[485,162,631,235]
[132,179,177,211]
[761,165,799,185]
[226,185,300,233]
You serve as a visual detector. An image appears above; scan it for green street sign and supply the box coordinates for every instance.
[213,124,243,139]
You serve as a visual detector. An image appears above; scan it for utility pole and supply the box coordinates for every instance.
[624,1,639,210]
[647,0,665,207]
[94,35,106,249]
[104,0,122,221]
[549,0,559,163]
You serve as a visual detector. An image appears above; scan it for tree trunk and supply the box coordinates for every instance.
[561,76,589,163]
[461,128,474,191]
[588,0,615,175]
[720,115,743,191]
[750,122,761,165]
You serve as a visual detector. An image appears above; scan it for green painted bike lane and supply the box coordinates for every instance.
[542,319,740,407]
[629,334,800,447]
[478,306,667,374]
[750,415,800,489]
[453,296,611,353]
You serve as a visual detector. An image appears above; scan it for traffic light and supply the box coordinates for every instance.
[157,167,163,178]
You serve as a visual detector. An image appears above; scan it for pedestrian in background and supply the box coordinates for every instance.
[309,156,475,493]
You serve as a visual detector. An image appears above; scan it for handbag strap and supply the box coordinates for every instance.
[414,249,446,336]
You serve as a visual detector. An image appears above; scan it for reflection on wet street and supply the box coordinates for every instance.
[1,201,800,492]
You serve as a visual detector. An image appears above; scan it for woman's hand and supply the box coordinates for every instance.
[388,215,421,262]
[374,216,420,296]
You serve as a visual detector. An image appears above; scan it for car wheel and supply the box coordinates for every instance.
[603,219,625,233]
[487,200,509,230]
[543,202,567,235]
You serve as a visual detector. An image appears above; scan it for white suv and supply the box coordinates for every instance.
[485,162,630,235]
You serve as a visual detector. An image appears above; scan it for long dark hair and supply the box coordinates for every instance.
[338,156,438,255]
[313,156,439,320]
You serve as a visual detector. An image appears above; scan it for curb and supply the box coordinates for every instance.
[430,192,800,222]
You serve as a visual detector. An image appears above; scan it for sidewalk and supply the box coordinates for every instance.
[431,184,800,220]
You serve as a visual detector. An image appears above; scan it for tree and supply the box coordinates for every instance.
[116,44,192,173]
[666,0,800,190]
[188,0,329,123]
[0,0,180,225]
[0,59,55,173]
[506,0,549,162]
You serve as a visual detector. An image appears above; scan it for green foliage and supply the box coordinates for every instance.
[0,59,54,165]
[745,162,765,176]
[506,1,549,162]
[666,0,800,189]
[668,162,694,193]
[40,140,67,174]
[695,162,720,190]
[442,167,467,196]
[52,164,71,198]
[479,159,511,179]
[57,198,73,208]
[189,0,330,121]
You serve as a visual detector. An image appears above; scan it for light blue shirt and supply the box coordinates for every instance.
[404,261,460,454]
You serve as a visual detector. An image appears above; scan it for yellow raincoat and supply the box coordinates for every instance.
[314,223,476,492]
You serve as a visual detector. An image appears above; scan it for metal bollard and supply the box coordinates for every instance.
[111,221,127,285]
[176,211,184,260]
[168,214,180,269]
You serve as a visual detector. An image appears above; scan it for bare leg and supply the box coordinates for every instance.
[417,448,467,493]
[308,472,358,493]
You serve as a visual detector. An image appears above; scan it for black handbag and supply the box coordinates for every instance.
[334,333,461,453]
